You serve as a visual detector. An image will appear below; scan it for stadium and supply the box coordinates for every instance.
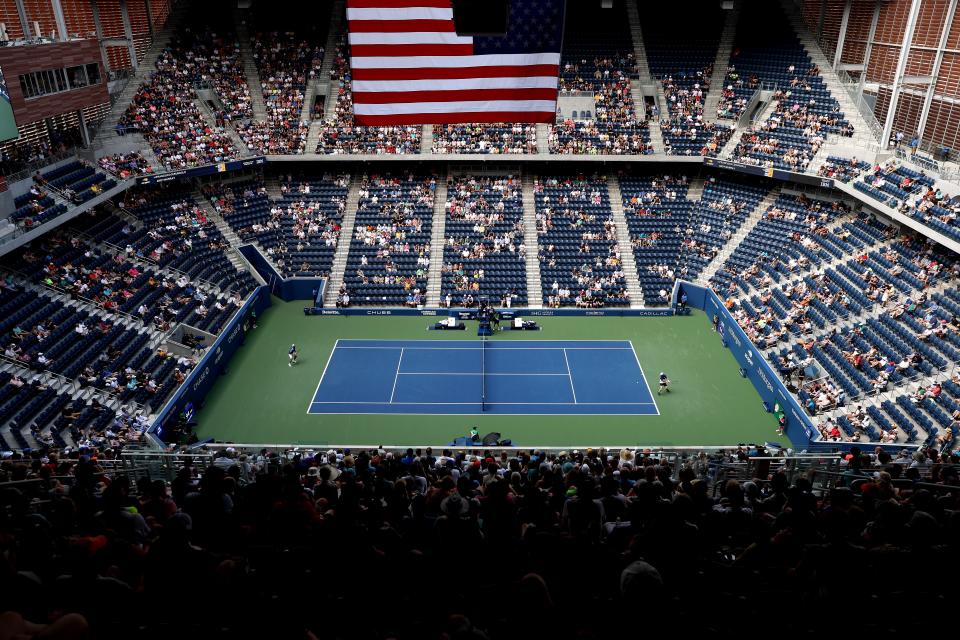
[0,0,958,636]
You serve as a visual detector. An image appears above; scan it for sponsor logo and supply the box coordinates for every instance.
[756,366,775,393]
[191,366,210,391]
[528,311,554,316]
[727,329,742,348]
[213,346,224,365]
[585,311,605,316]
[420,310,436,316]
[320,310,341,315]
[366,310,392,315]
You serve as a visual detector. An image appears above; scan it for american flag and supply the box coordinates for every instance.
[347,0,565,125]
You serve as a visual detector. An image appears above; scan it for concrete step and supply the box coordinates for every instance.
[607,177,645,308]
[306,121,324,154]
[704,3,741,123]
[322,174,362,307]
[426,171,448,307]
[95,3,190,144]
[521,173,543,307]
[647,117,665,155]
[422,124,435,154]
[234,12,268,120]
[625,2,654,85]
[536,123,551,155]
[301,78,320,122]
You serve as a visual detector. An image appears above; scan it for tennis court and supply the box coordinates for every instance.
[307,339,659,415]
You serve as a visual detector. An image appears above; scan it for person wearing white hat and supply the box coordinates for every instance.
[288,344,298,367]
[658,372,671,395]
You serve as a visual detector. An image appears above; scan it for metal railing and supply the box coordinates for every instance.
[0,353,79,394]
[112,447,849,490]
[894,148,960,187]
[2,150,79,182]
[0,351,144,414]
[39,279,140,324]
[834,69,883,144]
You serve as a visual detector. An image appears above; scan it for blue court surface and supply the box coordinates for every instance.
[308,339,659,415]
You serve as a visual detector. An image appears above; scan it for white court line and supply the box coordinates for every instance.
[388,347,404,403]
[338,339,634,344]
[629,340,661,416]
[396,372,569,376]
[562,348,578,404]
[335,346,634,350]
[305,338,340,415]
[311,401,658,405]
[309,410,660,416]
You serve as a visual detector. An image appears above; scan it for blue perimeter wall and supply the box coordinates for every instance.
[308,307,674,317]
[676,282,815,449]
[149,285,272,443]
[238,244,325,301]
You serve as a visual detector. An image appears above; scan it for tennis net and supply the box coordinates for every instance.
[481,336,487,412]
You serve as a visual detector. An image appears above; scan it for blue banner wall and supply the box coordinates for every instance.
[135,156,266,185]
[237,244,325,301]
[150,286,272,442]
[675,281,709,311]
[676,282,816,448]
[238,245,283,296]
[308,307,674,317]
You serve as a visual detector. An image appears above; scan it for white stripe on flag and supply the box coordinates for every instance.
[353,99,557,115]
[353,76,558,92]
[348,31,473,45]
[350,52,562,69]
[346,7,453,21]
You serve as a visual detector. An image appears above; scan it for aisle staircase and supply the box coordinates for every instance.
[777,0,879,146]
[607,178,645,308]
[698,186,780,284]
[234,12,268,120]
[95,1,190,145]
[703,2,741,123]
[521,173,543,308]
[425,171,448,307]
[536,123,551,155]
[322,175,363,307]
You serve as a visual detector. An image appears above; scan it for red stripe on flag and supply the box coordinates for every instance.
[348,19,456,32]
[351,64,560,81]
[354,111,556,125]
[347,0,451,7]
[350,43,473,57]
[352,88,558,104]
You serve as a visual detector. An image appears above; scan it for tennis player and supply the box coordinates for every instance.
[658,372,671,395]
[288,344,299,367]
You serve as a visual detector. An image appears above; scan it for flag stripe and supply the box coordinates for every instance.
[350,52,562,69]
[355,111,556,125]
[348,19,456,32]
[353,99,557,115]
[346,7,453,20]
[354,76,558,92]
[351,64,560,81]
[350,43,474,57]
[347,0,452,8]
[348,31,473,45]
[352,88,558,104]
